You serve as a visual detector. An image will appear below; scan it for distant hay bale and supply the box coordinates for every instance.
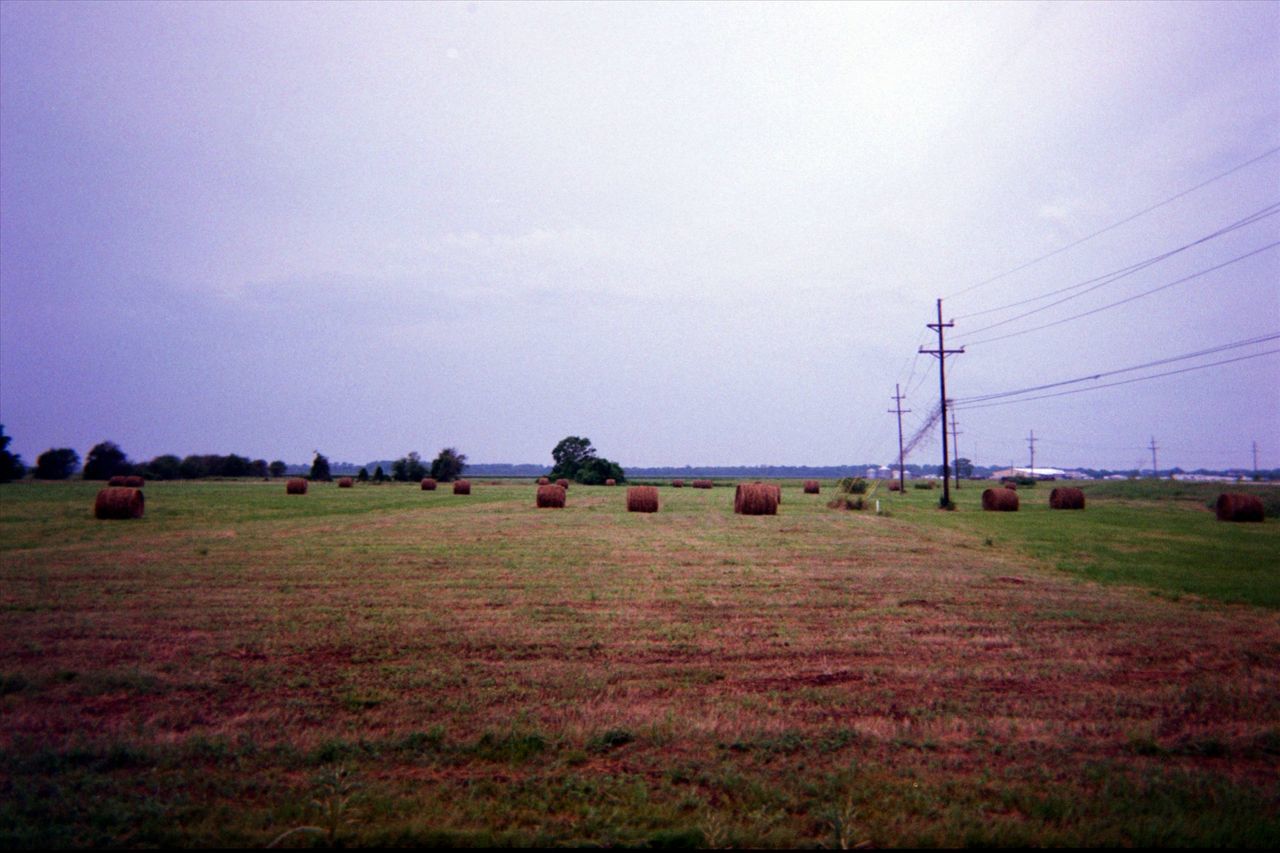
[671,479,684,488]
[1216,492,1264,522]
[627,486,659,513]
[108,475,128,486]
[286,478,308,495]
[536,484,566,508]
[888,481,902,492]
[453,480,471,495]
[94,487,144,519]
[1049,487,1085,510]
[338,477,354,488]
[556,478,570,489]
[537,477,550,485]
[605,478,617,486]
[421,478,437,490]
[803,480,820,494]
[982,487,1019,512]
[692,479,713,489]
[123,475,144,488]
[1001,480,1018,491]
[734,483,778,516]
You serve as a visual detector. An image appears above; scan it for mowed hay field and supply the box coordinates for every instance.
[1,479,1278,847]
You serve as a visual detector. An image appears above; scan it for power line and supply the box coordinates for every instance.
[960,240,1280,347]
[956,332,1280,404]
[955,201,1280,324]
[954,348,1280,411]
[945,144,1280,300]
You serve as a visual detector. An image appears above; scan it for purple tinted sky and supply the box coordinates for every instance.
[1,1,1277,471]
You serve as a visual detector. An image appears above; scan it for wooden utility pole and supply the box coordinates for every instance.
[889,385,910,494]
[1149,436,1159,479]
[919,299,964,508]
[1253,440,1259,479]
[1027,430,1037,476]
[950,408,963,489]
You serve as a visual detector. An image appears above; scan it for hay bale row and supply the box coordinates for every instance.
[556,478,570,489]
[887,481,902,492]
[453,480,471,495]
[627,486,659,513]
[536,484,566,508]
[803,480,820,494]
[734,483,779,516]
[537,477,550,485]
[605,478,617,486]
[671,479,684,488]
[692,480,714,489]
[94,487,144,519]
[286,478,308,495]
[421,478,437,490]
[1217,492,1264,522]
[982,487,1019,512]
[1049,487,1085,510]
[338,477,354,488]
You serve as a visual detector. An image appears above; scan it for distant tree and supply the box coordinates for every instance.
[268,460,288,478]
[34,447,79,480]
[219,454,252,478]
[83,441,131,480]
[392,451,428,482]
[357,467,369,483]
[251,459,269,478]
[576,456,626,485]
[373,465,386,483]
[179,454,211,479]
[550,436,595,481]
[0,425,25,483]
[310,451,332,482]
[955,458,974,479]
[430,447,467,482]
[146,454,182,480]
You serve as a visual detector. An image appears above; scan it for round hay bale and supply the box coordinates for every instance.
[537,477,550,485]
[107,475,128,486]
[888,481,902,492]
[536,484,566,508]
[94,487,144,519]
[286,478,308,495]
[734,483,778,516]
[338,477,354,488]
[453,480,471,495]
[556,478,570,489]
[421,477,438,490]
[605,478,617,486]
[123,475,145,488]
[692,479,713,489]
[1001,480,1018,491]
[1216,493,1264,522]
[671,479,684,488]
[803,480,820,494]
[1049,487,1085,510]
[982,487,1019,512]
[627,485,659,513]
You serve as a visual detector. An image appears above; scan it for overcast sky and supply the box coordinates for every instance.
[2,0,1277,471]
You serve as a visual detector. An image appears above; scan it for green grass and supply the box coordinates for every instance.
[1,477,1277,846]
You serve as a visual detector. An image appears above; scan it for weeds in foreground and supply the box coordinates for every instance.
[268,764,361,848]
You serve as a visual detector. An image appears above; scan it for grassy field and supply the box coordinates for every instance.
[1,477,1277,847]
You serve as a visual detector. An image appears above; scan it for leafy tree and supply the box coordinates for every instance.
[576,456,626,485]
[179,455,211,479]
[373,465,386,483]
[357,467,369,483]
[955,458,974,479]
[392,451,428,482]
[310,451,332,482]
[430,447,467,482]
[0,425,25,483]
[268,460,288,478]
[550,436,595,481]
[83,441,131,480]
[146,454,182,480]
[34,447,79,480]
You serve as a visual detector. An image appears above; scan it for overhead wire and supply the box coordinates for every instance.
[954,348,1280,411]
[944,144,1280,300]
[954,200,1280,325]
[960,239,1280,347]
